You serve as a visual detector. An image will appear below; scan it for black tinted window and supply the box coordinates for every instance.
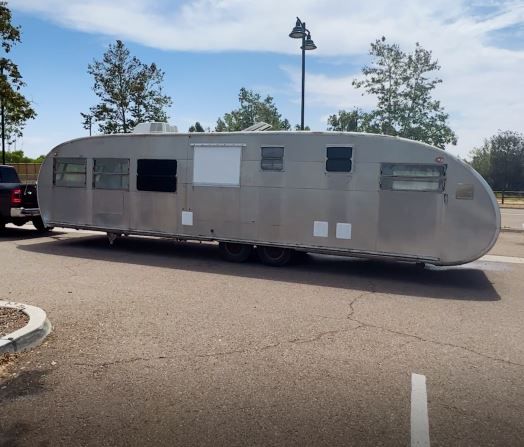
[0,167,20,183]
[326,147,352,172]
[137,159,177,192]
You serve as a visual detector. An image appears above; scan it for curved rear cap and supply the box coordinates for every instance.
[438,161,500,265]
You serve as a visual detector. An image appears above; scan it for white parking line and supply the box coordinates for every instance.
[481,255,524,264]
[411,373,430,447]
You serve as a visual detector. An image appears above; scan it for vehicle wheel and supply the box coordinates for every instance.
[32,217,51,232]
[0,221,5,232]
[256,245,293,267]
[13,219,26,227]
[219,242,253,263]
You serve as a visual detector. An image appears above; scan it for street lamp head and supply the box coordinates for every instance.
[289,18,305,39]
[302,32,317,51]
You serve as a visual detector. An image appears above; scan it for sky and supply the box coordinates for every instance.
[5,0,524,159]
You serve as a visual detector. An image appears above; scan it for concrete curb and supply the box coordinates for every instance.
[0,301,52,354]
[501,228,524,233]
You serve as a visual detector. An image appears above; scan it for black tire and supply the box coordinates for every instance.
[219,242,253,263]
[32,217,51,232]
[256,245,293,267]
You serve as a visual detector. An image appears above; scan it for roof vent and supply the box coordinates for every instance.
[133,122,178,134]
[243,122,273,132]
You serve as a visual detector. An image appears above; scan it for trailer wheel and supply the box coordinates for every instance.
[219,242,253,263]
[256,246,293,267]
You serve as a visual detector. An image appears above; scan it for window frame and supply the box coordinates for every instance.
[380,163,447,193]
[260,146,284,172]
[93,158,130,190]
[326,145,353,173]
[53,158,87,188]
[136,158,178,193]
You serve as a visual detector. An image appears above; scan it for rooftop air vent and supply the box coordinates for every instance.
[132,122,178,134]
[243,122,273,131]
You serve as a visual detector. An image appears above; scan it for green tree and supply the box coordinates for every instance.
[0,2,37,154]
[327,108,371,132]
[470,130,524,191]
[4,149,44,163]
[349,37,456,148]
[215,88,291,131]
[80,112,93,135]
[189,121,205,132]
[85,40,172,134]
[469,144,491,183]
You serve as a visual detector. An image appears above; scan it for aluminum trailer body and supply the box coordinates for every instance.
[37,131,500,266]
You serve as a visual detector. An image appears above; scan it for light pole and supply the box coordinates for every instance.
[1,66,5,165]
[289,17,317,130]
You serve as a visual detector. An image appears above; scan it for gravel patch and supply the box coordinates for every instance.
[0,307,29,337]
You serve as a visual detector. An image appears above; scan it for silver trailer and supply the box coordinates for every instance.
[37,126,500,266]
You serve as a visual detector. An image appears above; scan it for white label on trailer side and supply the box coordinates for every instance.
[336,223,352,240]
[313,221,329,238]
[182,211,193,226]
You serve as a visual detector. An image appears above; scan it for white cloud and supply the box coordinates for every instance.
[10,0,524,157]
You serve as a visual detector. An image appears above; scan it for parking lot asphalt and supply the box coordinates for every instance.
[501,208,524,230]
[0,226,523,446]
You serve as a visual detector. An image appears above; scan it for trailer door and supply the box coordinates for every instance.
[92,158,130,230]
[377,164,446,260]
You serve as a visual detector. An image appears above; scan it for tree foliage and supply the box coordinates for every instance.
[189,121,205,132]
[330,37,456,149]
[327,108,370,132]
[80,112,93,135]
[469,130,524,190]
[4,149,44,163]
[0,2,36,145]
[85,40,172,134]
[215,88,291,132]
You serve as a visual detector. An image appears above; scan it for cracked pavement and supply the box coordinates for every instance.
[0,226,523,446]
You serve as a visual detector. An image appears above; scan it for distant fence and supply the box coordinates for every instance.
[493,191,524,206]
[8,163,42,184]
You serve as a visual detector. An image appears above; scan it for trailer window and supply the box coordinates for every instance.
[94,159,129,190]
[54,158,87,187]
[380,163,446,192]
[137,159,177,192]
[326,147,352,172]
[261,147,284,171]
